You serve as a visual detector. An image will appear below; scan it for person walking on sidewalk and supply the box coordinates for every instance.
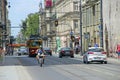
[116,44,120,59]
[0,46,5,64]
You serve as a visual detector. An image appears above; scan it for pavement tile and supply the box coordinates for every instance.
[0,56,32,80]
[0,56,20,80]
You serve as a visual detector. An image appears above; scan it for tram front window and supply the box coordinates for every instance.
[32,41,41,46]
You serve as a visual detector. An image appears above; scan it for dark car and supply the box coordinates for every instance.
[58,47,74,58]
[43,47,52,56]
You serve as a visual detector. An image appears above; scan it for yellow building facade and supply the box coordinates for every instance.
[82,0,101,51]
[43,0,102,52]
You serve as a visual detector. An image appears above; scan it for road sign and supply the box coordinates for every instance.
[70,31,73,35]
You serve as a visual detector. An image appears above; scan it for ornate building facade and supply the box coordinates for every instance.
[40,0,120,55]
[0,0,10,48]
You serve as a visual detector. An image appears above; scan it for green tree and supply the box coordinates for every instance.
[21,13,39,38]
[16,13,39,43]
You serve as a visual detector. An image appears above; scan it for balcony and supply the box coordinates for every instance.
[85,0,99,6]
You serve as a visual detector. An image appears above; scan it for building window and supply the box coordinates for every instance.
[73,20,78,28]
[92,5,95,16]
[73,2,79,11]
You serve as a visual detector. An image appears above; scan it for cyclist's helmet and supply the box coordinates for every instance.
[39,45,42,49]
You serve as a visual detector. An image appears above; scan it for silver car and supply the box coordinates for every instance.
[83,47,107,64]
[17,47,28,56]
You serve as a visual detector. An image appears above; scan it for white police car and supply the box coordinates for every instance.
[83,47,107,64]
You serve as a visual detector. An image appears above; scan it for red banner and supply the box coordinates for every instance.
[45,0,52,8]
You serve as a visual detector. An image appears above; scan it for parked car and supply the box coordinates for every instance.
[43,47,52,56]
[58,47,74,58]
[17,47,28,56]
[83,47,107,64]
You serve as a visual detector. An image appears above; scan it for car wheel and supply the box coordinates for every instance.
[29,54,32,57]
[59,54,62,58]
[59,56,62,58]
[86,58,90,64]
[83,57,86,64]
[83,60,86,63]
[83,58,86,63]
[50,53,52,56]
[86,61,90,64]
[71,55,74,58]
[104,61,107,64]
[18,53,21,56]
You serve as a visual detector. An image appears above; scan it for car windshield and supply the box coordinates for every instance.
[44,48,50,50]
[18,48,26,51]
[88,48,104,52]
[62,47,71,50]
[20,46,26,48]
[20,48,26,50]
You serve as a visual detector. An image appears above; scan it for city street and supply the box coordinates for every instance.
[1,0,120,80]
[0,54,120,80]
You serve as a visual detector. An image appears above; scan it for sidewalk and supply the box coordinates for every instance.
[0,56,20,80]
[0,56,32,80]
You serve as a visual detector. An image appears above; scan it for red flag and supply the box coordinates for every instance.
[45,0,52,8]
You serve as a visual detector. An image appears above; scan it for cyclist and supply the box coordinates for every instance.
[36,46,45,63]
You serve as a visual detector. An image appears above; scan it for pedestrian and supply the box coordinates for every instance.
[94,43,99,47]
[0,47,5,64]
[75,44,80,54]
[116,44,120,59]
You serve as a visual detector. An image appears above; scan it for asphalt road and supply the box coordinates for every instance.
[15,54,120,80]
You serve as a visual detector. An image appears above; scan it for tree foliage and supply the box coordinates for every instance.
[16,13,39,43]
[21,13,39,38]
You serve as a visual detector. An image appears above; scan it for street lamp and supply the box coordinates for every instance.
[8,2,11,8]
[79,0,83,55]
[39,2,43,35]
[100,0,103,47]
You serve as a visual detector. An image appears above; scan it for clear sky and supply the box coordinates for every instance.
[8,0,43,38]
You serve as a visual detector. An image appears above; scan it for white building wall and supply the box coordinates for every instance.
[103,0,120,51]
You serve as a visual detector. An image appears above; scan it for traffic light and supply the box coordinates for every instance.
[9,36,14,44]
[55,20,58,27]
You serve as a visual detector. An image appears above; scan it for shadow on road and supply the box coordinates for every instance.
[3,55,114,67]
[3,55,83,67]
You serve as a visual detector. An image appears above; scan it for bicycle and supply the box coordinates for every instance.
[38,55,45,67]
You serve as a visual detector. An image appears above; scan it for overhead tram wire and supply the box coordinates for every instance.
[9,26,23,28]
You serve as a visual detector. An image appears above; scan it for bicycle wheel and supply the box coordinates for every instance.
[43,58,44,64]
[39,58,43,67]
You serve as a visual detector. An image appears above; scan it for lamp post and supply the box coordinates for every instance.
[39,2,43,36]
[100,0,103,47]
[79,0,83,55]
